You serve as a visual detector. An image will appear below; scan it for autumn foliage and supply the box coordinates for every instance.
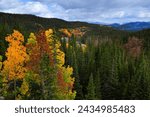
[2,30,28,80]
[59,29,72,38]
[0,29,76,100]
[124,37,143,58]
[1,30,29,99]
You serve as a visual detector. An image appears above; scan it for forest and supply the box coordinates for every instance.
[0,12,150,100]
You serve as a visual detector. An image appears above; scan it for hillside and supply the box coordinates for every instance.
[1,12,150,54]
[0,12,129,57]
[0,12,150,100]
[0,12,128,38]
[109,22,150,31]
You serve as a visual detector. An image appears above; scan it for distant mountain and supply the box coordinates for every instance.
[89,22,109,25]
[109,23,120,28]
[109,22,150,31]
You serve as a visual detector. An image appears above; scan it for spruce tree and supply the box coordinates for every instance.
[40,54,57,99]
[72,50,83,100]
[86,74,96,100]
[95,70,101,99]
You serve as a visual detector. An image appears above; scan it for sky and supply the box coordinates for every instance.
[0,0,150,24]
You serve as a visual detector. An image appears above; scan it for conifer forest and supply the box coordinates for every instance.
[0,12,150,100]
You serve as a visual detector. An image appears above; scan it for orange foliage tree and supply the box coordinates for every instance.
[59,29,72,38]
[124,37,143,58]
[1,30,29,99]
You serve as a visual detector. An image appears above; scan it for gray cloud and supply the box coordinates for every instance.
[0,0,150,23]
[32,0,149,9]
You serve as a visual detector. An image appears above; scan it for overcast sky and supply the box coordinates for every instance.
[0,0,150,24]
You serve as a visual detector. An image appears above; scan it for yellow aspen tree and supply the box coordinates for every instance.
[1,30,29,99]
[45,29,76,99]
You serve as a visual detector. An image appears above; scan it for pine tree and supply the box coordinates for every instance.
[133,54,150,99]
[95,70,101,99]
[86,74,96,100]
[72,50,83,99]
[40,54,57,99]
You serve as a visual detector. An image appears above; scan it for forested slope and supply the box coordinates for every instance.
[0,12,150,100]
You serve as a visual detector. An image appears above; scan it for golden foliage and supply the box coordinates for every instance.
[71,27,88,37]
[27,33,37,45]
[20,79,29,95]
[45,29,65,67]
[1,29,75,100]
[2,30,28,81]
[1,30,29,99]
[0,55,2,70]
[59,29,72,38]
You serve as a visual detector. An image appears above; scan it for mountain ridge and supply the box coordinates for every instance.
[1,12,150,32]
[108,22,150,31]
[0,12,128,39]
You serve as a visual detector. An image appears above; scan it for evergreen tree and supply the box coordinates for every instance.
[95,70,101,99]
[73,52,83,100]
[86,74,96,100]
[39,54,57,99]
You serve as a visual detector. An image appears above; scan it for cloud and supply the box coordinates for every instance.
[0,0,150,23]
[0,0,20,9]
[32,0,99,9]
[0,0,53,17]
[138,11,150,18]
